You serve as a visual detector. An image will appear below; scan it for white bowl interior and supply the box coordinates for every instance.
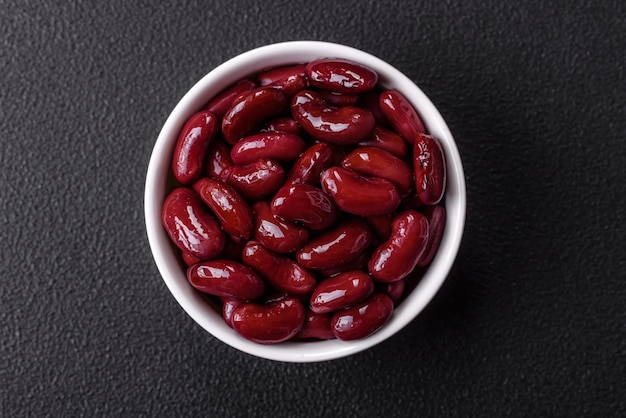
[145,41,466,362]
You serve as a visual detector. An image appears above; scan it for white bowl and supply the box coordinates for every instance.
[145,41,466,362]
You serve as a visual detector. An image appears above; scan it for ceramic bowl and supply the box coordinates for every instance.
[145,41,466,362]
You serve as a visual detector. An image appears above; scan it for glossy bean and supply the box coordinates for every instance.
[291,90,375,145]
[203,79,256,117]
[257,64,306,86]
[417,205,446,267]
[181,251,203,267]
[331,293,394,340]
[161,188,225,259]
[271,184,337,230]
[378,279,405,304]
[306,59,378,93]
[267,75,309,97]
[310,270,374,314]
[252,201,309,253]
[296,219,372,270]
[318,90,360,106]
[182,236,244,265]
[242,241,317,295]
[317,252,369,278]
[222,298,245,328]
[230,89,254,106]
[232,297,305,344]
[204,138,233,182]
[295,310,335,340]
[379,90,425,142]
[320,167,401,216]
[258,117,302,135]
[285,142,334,186]
[360,89,388,125]
[226,159,285,202]
[187,260,265,300]
[222,87,287,144]
[193,177,253,242]
[413,133,446,206]
[230,133,306,165]
[171,111,218,184]
[368,210,429,282]
[258,64,309,97]
[342,146,413,195]
[358,125,407,158]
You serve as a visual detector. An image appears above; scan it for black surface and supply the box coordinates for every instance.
[1,0,625,416]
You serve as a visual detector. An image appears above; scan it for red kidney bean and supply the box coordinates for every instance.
[414,133,446,206]
[222,298,245,328]
[230,133,306,165]
[417,205,446,267]
[232,297,305,344]
[258,64,307,86]
[295,310,335,340]
[182,235,245,265]
[203,79,257,117]
[360,89,388,125]
[252,201,309,253]
[378,279,405,304]
[226,158,285,202]
[379,90,425,142]
[331,293,393,340]
[230,89,255,106]
[306,59,378,93]
[260,65,309,97]
[291,90,375,145]
[368,210,429,282]
[285,142,334,186]
[181,251,202,267]
[296,219,372,270]
[320,167,401,216]
[242,241,317,295]
[268,76,309,97]
[342,146,413,196]
[318,251,369,278]
[258,116,302,135]
[193,177,253,242]
[318,90,360,106]
[366,214,393,242]
[310,270,374,314]
[271,184,337,230]
[187,260,266,300]
[222,87,287,144]
[358,125,408,158]
[171,111,218,184]
[161,188,225,259]
[204,138,233,182]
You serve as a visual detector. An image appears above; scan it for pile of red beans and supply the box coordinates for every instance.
[161,59,446,344]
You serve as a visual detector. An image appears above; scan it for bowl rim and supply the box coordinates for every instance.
[145,40,466,362]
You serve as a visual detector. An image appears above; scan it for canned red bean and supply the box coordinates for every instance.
[161,58,448,343]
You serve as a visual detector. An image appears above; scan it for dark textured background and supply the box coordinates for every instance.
[1,0,624,416]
